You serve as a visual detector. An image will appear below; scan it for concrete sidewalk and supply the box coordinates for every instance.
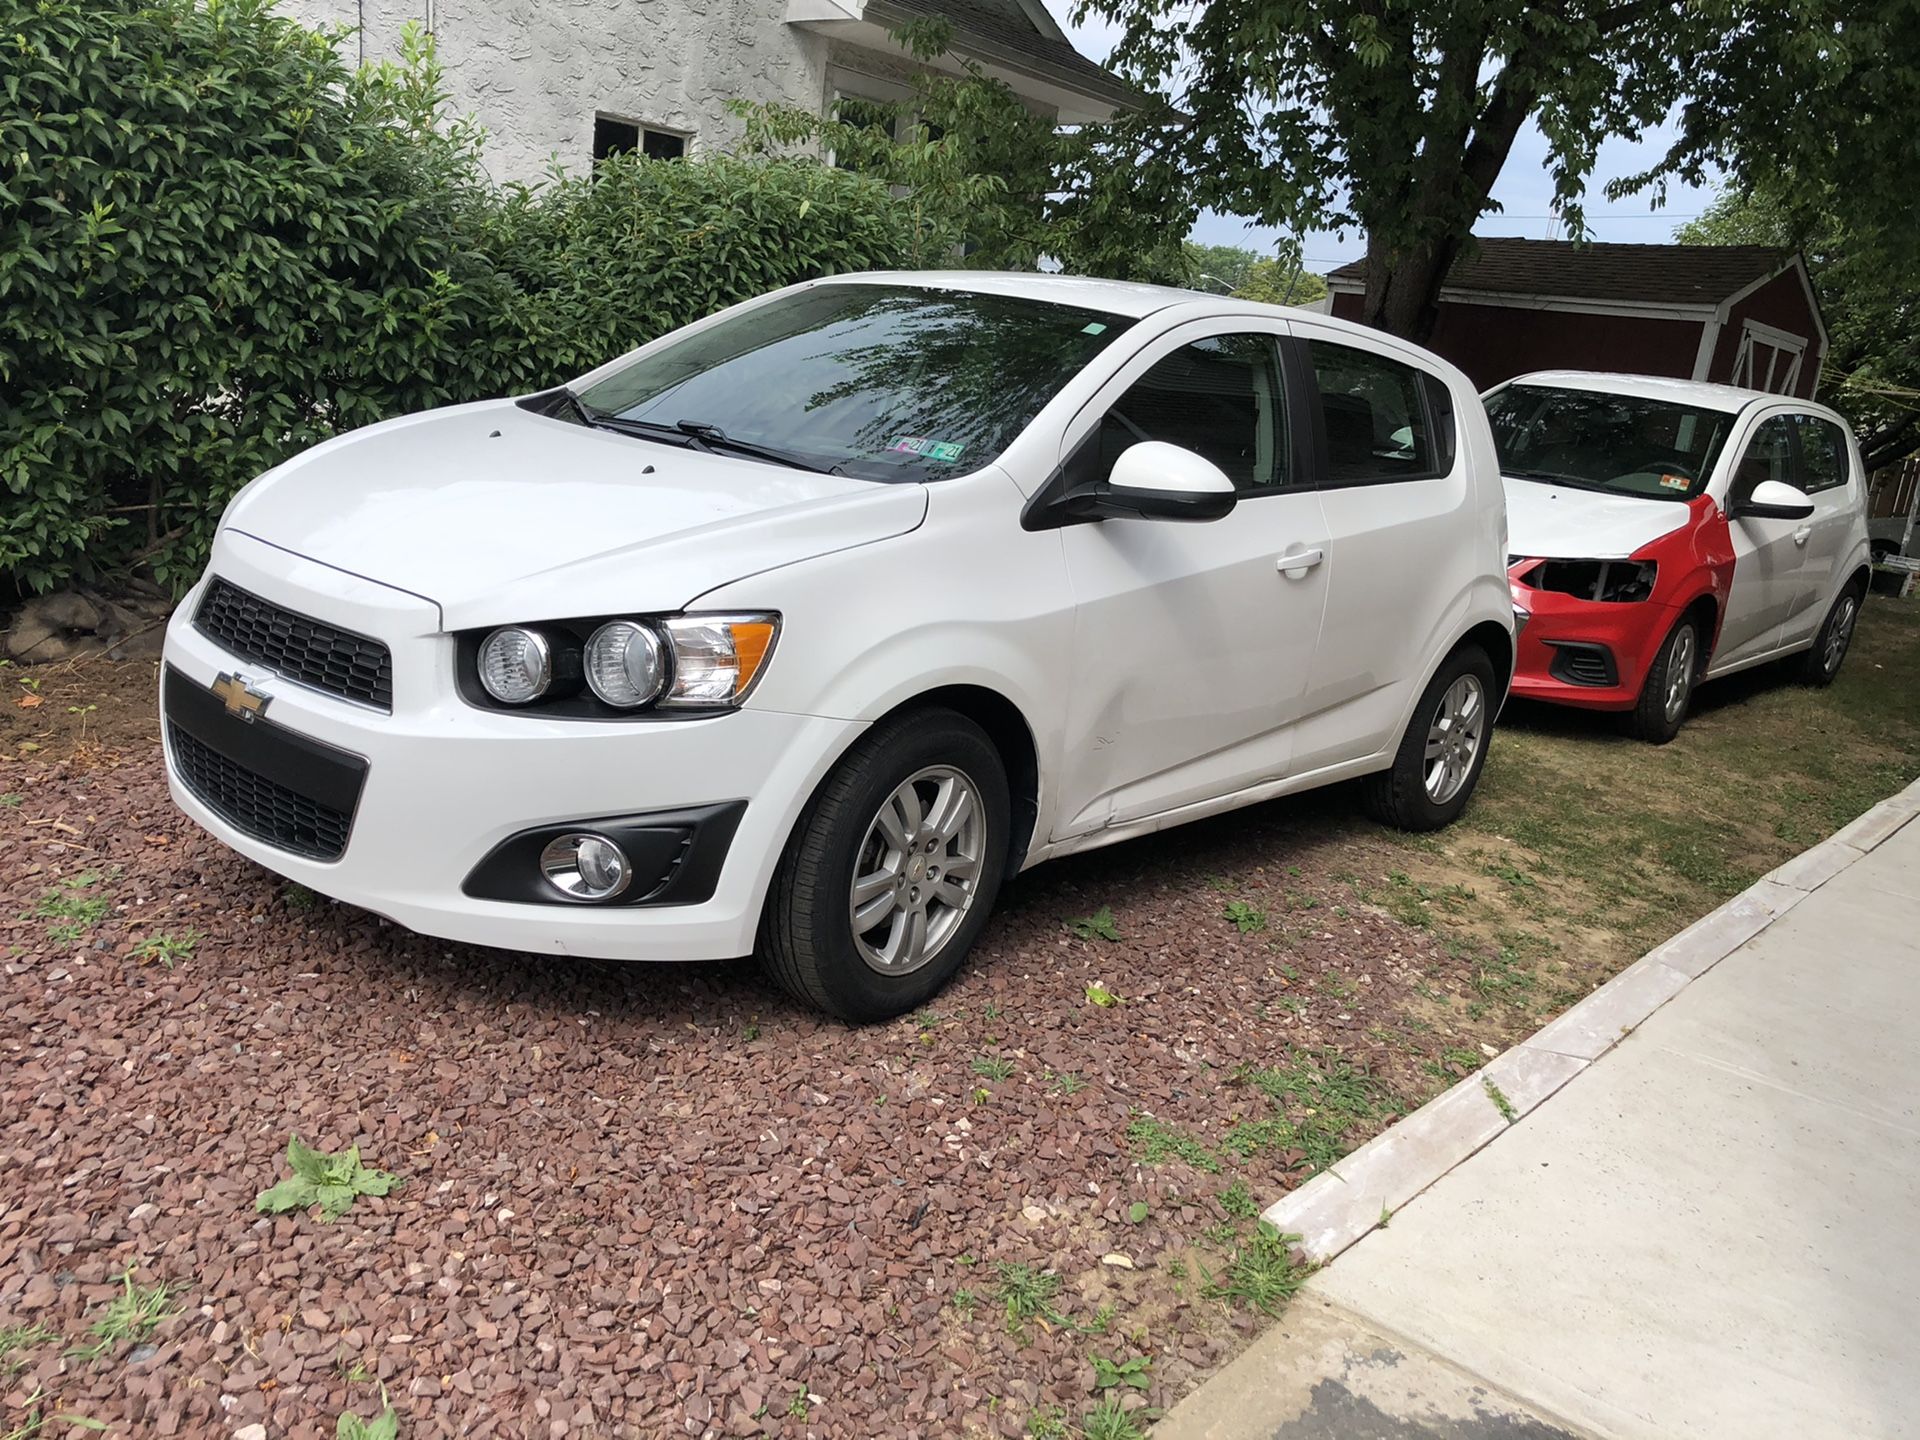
[1161,783,1920,1440]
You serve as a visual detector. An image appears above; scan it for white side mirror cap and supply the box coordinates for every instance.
[1108,441,1235,496]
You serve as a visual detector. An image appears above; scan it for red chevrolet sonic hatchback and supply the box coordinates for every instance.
[1489,372,1872,742]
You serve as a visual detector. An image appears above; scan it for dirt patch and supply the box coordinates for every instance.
[0,654,162,764]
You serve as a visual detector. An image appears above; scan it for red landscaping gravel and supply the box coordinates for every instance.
[2,736,1510,1440]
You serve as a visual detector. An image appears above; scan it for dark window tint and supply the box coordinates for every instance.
[1092,335,1290,492]
[1728,416,1795,509]
[593,114,639,163]
[1794,415,1850,493]
[1309,342,1435,483]
[641,129,686,161]
[576,285,1135,483]
[1484,383,1736,501]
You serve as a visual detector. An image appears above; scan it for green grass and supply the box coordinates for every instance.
[1,1322,57,1375]
[1484,1078,1517,1123]
[971,1054,1015,1082]
[30,889,110,943]
[992,1262,1065,1334]
[131,930,200,968]
[1223,1052,1398,1172]
[1125,1115,1221,1172]
[1068,906,1121,941]
[1201,1221,1307,1315]
[68,1266,180,1362]
[1080,1397,1149,1440]
[1223,899,1267,934]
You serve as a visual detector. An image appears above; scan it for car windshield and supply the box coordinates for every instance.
[574,284,1136,482]
[1484,383,1738,501]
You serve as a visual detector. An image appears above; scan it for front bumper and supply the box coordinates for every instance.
[1508,582,1676,713]
[161,532,863,961]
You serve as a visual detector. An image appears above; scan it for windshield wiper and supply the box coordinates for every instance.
[673,420,839,475]
[1506,467,1607,491]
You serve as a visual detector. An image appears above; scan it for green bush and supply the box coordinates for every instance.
[0,0,914,596]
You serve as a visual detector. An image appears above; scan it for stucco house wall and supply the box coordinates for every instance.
[280,0,838,183]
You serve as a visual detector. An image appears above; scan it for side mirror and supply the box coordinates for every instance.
[1733,479,1815,521]
[1091,442,1237,522]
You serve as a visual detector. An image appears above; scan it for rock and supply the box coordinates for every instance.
[1099,1253,1135,1269]
[233,1427,267,1440]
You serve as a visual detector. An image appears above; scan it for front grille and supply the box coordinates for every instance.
[169,723,353,860]
[195,577,393,710]
[1548,642,1618,688]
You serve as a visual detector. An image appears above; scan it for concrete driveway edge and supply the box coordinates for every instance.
[1262,785,1920,1265]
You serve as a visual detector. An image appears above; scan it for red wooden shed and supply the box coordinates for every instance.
[1325,239,1828,398]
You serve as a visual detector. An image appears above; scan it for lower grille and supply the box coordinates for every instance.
[169,724,353,860]
[1548,642,1619,688]
[163,666,368,861]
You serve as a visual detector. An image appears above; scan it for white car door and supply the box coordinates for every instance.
[1048,322,1331,838]
[1283,324,1482,773]
[1713,412,1808,669]
[1782,412,1859,644]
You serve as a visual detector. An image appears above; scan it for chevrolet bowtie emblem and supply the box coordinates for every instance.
[211,672,271,723]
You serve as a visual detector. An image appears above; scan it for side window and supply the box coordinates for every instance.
[1093,334,1291,493]
[1727,416,1795,509]
[1793,415,1851,494]
[1308,340,1436,484]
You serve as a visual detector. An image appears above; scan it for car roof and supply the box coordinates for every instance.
[820,271,1470,382]
[1497,369,1778,410]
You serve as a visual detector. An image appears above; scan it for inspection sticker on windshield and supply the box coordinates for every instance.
[889,436,966,462]
[1659,473,1690,490]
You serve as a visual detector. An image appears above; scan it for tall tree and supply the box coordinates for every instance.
[1678,185,1920,472]
[1079,0,1920,341]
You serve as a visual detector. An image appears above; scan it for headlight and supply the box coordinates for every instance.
[660,614,779,708]
[1510,559,1656,603]
[585,621,668,708]
[478,627,552,704]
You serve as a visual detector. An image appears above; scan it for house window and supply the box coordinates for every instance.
[1729,320,1808,395]
[593,114,689,165]
[830,95,899,172]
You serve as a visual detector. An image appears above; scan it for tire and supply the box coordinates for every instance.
[1630,613,1701,744]
[1798,583,1863,687]
[1362,645,1496,831]
[760,707,1011,1023]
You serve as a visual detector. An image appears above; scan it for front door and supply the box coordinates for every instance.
[1051,325,1329,838]
[1715,414,1808,669]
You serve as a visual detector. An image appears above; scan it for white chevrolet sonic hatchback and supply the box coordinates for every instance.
[163,273,1514,1020]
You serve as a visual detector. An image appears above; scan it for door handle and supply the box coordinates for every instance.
[1793,527,1812,547]
[1277,547,1325,576]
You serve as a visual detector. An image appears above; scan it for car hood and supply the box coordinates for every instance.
[224,400,928,629]
[1502,475,1692,561]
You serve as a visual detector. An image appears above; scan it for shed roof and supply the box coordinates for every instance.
[1326,238,1794,307]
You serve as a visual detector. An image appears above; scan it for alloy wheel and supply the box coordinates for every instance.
[849,765,986,975]
[1664,626,1696,723]
[1824,595,1857,675]
[1423,674,1486,805]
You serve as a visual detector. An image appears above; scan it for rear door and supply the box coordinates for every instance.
[1781,413,1858,644]
[1714,413,1808,669]
[1049,320,1330,837]
[1282,324,1477,774]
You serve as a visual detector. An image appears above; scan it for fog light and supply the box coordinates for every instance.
[538,833,632,901]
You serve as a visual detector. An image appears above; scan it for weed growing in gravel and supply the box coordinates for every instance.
[1085,981,1120,1007]
[739,1018,761,1041]
[971,1054,1015,1082]
[256,1136,400,1222]
[68,1264,180,1362]
[0,793,21,808]
[1223,900,1266,934]
[1081,1396,1149,1440]
[1225,1054,1396,1173]
[1201,1222,1307,1315]
[914,1009,941,1030]
[31,888,110,943]
[1125,1115,1220,1173]
[785,1390,810,1418]
[1068,907,1121,942]
[132,931,201,968]
[0,1390,107,1439]
[335,1391,401,1440]
[1219,1179,1257,1219]
[1,1322,56,1374]
[1026,1404,1071,1439]
[951,1286,978,1318]
[992,1262,1065,1335]
[1127,1200,1149,1224]
[284,883,318,911]
[1046,1069,1087,1096]
[1484,1078,1518,1123]
[1090,1351,1152,1392]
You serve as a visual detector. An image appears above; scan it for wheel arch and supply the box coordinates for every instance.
[1458,619,1514,707]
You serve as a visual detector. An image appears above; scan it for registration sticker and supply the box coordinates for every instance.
[1658,473,1690,490]
[1082,322,1108,335]
[889,436,967,462]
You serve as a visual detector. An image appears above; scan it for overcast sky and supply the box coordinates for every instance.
[1041,1,1721,271]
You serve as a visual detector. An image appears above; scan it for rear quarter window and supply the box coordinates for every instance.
[1308,340,1442,484]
